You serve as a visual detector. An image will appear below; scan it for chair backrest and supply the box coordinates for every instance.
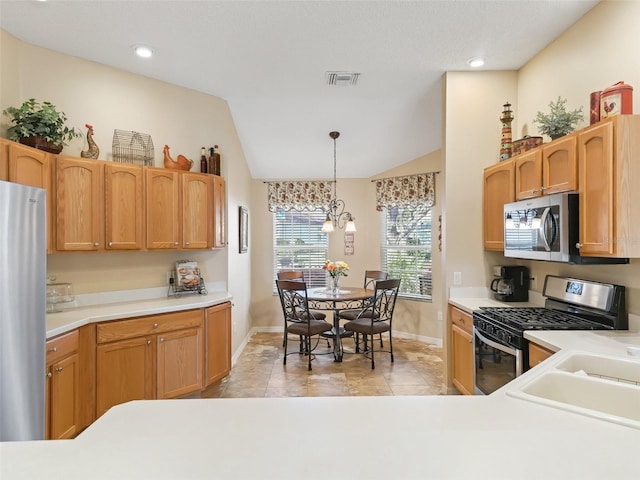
[363,270,388,289]
[276,279,311,324]
[277,271,304,281]
[368,278,401,323]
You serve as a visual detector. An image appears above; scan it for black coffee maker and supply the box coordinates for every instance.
[490,266,529,302]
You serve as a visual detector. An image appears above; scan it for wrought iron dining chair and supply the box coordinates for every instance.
[276,279,333,371]
[339,270,388,347]
[343,278,401,369]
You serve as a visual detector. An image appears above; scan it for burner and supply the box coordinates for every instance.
[477,307,604,331]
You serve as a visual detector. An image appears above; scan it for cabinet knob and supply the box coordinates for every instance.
[108,242,113,247]
[159,338,165,343]
[532,189,538,194]
[49,347,58,353]
[576,242,583,249]
[147,340,152,345]
[46,372,52,379]
[540,186,547,191]
[174,242,179,246]
[94,242,100,247]
[55,367,63,373]
[153,323,159,328]
[185,241,190,246]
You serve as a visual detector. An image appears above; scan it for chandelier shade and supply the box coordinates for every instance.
[321,131,356,233]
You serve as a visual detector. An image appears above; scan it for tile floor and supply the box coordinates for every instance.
[194,332,445,398]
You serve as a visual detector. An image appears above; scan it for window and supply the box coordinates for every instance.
[380,205,432,300]
[273,209,328,292]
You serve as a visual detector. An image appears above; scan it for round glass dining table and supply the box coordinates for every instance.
[306,287,374,362]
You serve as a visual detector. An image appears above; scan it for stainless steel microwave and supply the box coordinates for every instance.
[503,193,628,264]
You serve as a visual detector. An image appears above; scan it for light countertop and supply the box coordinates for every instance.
[2,291,639,479]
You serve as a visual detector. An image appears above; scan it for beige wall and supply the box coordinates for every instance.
[507,1,640,315]
[1,30,252,354]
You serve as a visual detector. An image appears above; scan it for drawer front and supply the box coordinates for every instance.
[97,309,203,343]
[46,330,79,364]
[449,305,473,334]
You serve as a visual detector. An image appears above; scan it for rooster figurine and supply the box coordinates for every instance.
[163,145,193,171]
[80,124,100,159]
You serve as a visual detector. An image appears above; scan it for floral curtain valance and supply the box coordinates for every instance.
[374,173,436,211]
[266,181,333,212]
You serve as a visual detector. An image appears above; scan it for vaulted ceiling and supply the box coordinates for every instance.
[0,0,598,179]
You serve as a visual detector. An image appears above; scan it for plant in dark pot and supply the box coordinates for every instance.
[533,96,584,140]
[2,98,81,153]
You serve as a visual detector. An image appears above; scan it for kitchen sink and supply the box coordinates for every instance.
[507,352,640,429]
[594,331,640,346]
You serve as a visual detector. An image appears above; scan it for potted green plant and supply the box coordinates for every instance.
[2,98,81,153]
[533,97,584,140]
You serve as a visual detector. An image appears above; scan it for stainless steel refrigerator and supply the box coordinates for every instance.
[0,180,46,441]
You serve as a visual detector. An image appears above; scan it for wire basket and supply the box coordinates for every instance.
[112,129,154,166]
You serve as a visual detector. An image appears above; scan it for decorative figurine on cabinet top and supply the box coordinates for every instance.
[163,144,193,171]
[80,124,100,159]
[499,102,514,161]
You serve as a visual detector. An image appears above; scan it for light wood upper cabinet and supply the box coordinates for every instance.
[212,175,227,248]
[205,302,232,386]
[55,156,104,251]
[182,172,212,249]
[6,141,54,252]
[146,167,181,249]
[0,138,9,181]
[515,134,577,200]
[577,116,640,258]
[105,163,145,250]
[483,159,514,251]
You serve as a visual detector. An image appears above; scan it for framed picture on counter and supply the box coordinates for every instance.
[239,206,248,253]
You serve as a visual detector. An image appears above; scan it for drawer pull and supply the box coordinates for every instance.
[153,323,159,328]
[49,347,58,353]
[56,367,63,373]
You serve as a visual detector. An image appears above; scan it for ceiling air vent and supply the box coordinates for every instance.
[326,71,360,86]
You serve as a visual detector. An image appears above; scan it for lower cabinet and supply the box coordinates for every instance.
[528,342,554,369]
[449,305,474,395]
[95,309,204,417]
[205,302,232,386]
[45,330,80,440]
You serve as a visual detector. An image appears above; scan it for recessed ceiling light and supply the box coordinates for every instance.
[134,46,153,58]
[467,57,485,68]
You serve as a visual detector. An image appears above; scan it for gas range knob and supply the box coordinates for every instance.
[496,330,505,340]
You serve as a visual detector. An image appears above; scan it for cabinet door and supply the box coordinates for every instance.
[515,149,542,200]
[56,156,104,251]
[0,138,9,181]
[543,133,577,195]
[105,163,144,250]
[205,302,231,386]
[96,336,155,417]
[212,176,227,248]
[7,142,54,252]
[451,324,474,395]
[146,168,181,249]
[529,342,554,369]
[157,327,203,399]
[483,160,514,251]
[182,172,212,249]
[50,353,79,439]
[578,121,615,256]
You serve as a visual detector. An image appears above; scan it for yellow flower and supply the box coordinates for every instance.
[323,260,349,278]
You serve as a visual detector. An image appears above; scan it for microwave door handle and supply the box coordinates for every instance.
[540,207,552,251]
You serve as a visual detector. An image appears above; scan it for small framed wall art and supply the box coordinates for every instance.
[239,206,249,253]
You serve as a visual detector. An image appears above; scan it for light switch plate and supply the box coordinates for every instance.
[453,271,462,285]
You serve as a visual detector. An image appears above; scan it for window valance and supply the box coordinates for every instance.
[374,173,436,211]
[266,181,333,213]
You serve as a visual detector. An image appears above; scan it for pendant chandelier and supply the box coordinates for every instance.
[321,131,357,233]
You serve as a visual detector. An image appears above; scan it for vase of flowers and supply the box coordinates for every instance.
[323,260,349,293]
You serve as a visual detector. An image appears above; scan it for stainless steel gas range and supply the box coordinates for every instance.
[472,275,627,395]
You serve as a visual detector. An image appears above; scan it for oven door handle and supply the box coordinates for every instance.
[474,328,517,356]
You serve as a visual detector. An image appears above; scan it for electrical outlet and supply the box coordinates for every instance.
[530,276,537,290]
[453,271,462,286]
[437,311,443,322]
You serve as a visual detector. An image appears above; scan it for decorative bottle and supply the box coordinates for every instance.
[209,145,221,176]
[200,147,208,173]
